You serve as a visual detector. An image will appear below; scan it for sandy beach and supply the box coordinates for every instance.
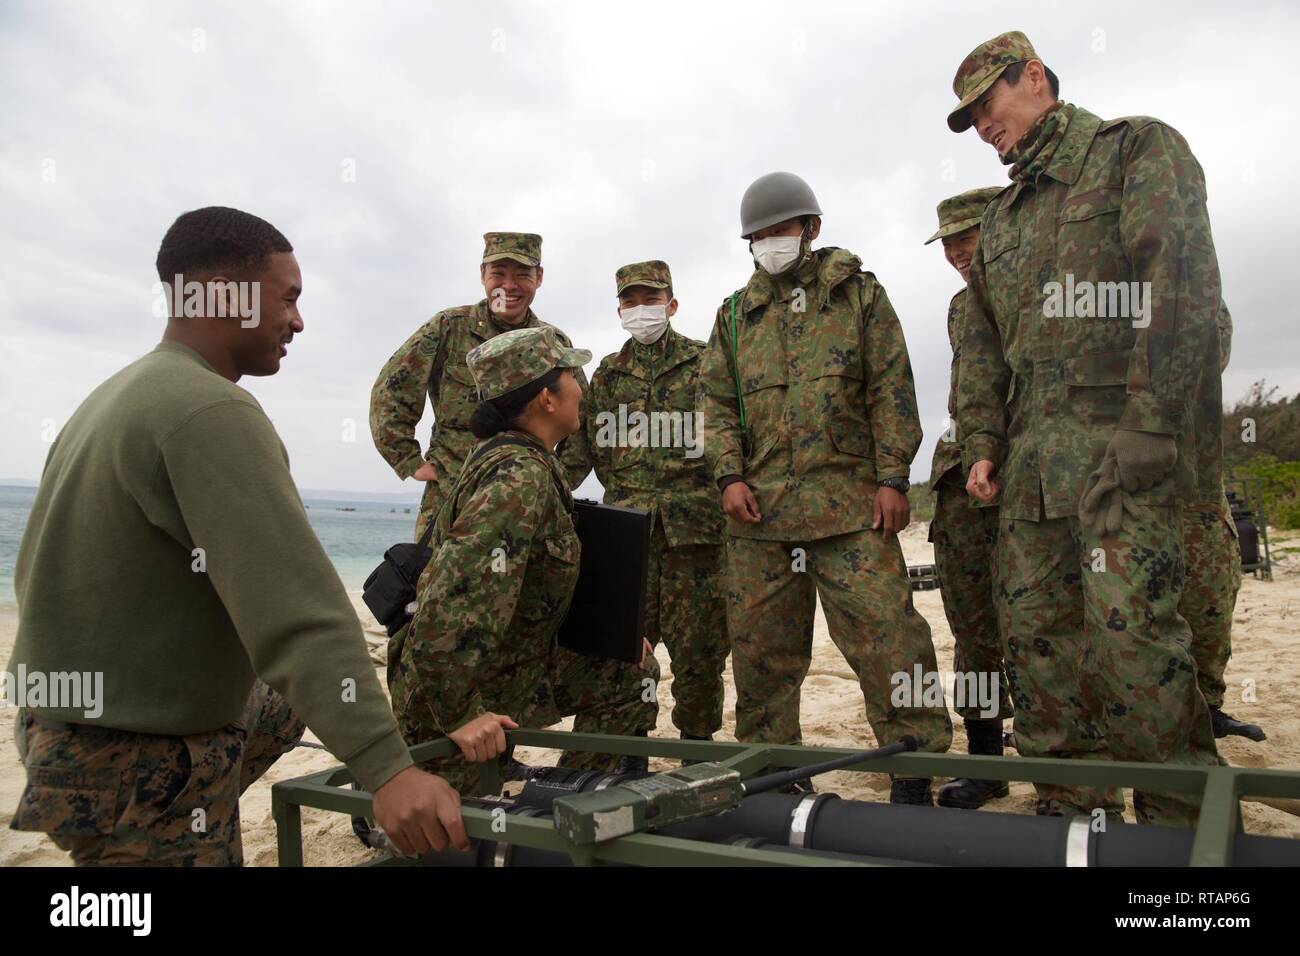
[3,523,1297,867]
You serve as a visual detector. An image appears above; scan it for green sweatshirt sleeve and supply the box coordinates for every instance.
[159,400,412,792]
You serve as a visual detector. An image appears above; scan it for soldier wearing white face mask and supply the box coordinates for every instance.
[698,172,952,804]
[586,261,731,745]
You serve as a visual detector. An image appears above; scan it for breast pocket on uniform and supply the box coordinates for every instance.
[438,360,481,430]
[738,366,787,446]
[541,529,582,619]
[981,224,1020,276]
[1058,188,1124,282]
[601,376,647,472]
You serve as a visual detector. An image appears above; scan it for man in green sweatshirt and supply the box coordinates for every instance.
[7,206,466,865]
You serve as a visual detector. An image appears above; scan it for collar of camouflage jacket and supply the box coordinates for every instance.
[742,246,863,313]
[1001,105,1103,208]
[476,299,541,337]
[608,326,700,380]
[1006,100,1074,183]
[460,427,572,513]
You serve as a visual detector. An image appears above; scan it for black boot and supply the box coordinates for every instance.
[937,720,1009,810]
[613,753,650,775]
[889,777,933,805]
[680,732,712,767]
[1210,707,1267,742]
[613,730,651,776]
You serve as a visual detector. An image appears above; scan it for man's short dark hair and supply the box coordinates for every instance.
[156,206,292,283]
[1003,60,1060,99]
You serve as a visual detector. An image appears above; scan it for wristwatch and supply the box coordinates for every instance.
[878,477,910,495]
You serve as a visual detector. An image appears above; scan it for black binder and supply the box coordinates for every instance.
[556,499,651,664]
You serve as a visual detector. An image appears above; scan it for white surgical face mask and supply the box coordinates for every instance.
[750,235,803,275]
[619,303,669,344]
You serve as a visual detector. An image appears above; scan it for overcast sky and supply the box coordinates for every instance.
[2,0,1297,496]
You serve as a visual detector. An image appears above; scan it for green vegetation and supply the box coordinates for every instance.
[909,482,936,523]
[1230,456,1300,529]
[1224,381,1300,529]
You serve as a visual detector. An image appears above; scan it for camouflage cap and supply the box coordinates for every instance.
[467,326,591,402]
[923,186,1003,244]
[482,232,542,267]
[947,31,1040,133]
[615,260,672,295]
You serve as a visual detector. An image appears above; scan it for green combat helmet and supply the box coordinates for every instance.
[923,186,1003,244]
[947,30,1041,132]
[482,232,543,267]
[466,325,591,401]
[739,171,822,238]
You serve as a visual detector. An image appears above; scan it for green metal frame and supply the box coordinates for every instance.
[907,563,940,591]
[272,729,1300,868]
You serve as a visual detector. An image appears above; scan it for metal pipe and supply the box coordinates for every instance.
[652,793,1300,867]
[405,791,1300,867]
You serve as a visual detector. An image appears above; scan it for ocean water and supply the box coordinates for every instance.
[0,484,419,608]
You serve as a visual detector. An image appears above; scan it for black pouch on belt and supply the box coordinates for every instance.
[362,524,435,637]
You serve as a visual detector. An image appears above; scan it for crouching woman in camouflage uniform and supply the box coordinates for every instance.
[389,327,659,794]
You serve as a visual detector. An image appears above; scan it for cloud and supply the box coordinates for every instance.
[2,0,1295,492]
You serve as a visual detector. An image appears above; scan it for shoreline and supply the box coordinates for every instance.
[1,525,1297,866]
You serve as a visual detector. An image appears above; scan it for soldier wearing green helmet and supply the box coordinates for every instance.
[949,30,1224,825]
[390,326,659,794]
[923,187,1014,810]
[698,171,953,805]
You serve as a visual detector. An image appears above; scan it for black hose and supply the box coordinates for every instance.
[662,792,1300,866]
[384,787,1300,867]
[741,738,915,795]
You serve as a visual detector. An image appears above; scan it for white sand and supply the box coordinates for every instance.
[3,524,1297,866]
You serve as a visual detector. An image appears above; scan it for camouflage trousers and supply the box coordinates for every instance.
[11,681,303,865]
[1181,495,1241,710]
[724,529,953,769]
[996,506,1220,826]
[397,640,660,795]
[929,474,1013,723]
[644,521,729,738]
